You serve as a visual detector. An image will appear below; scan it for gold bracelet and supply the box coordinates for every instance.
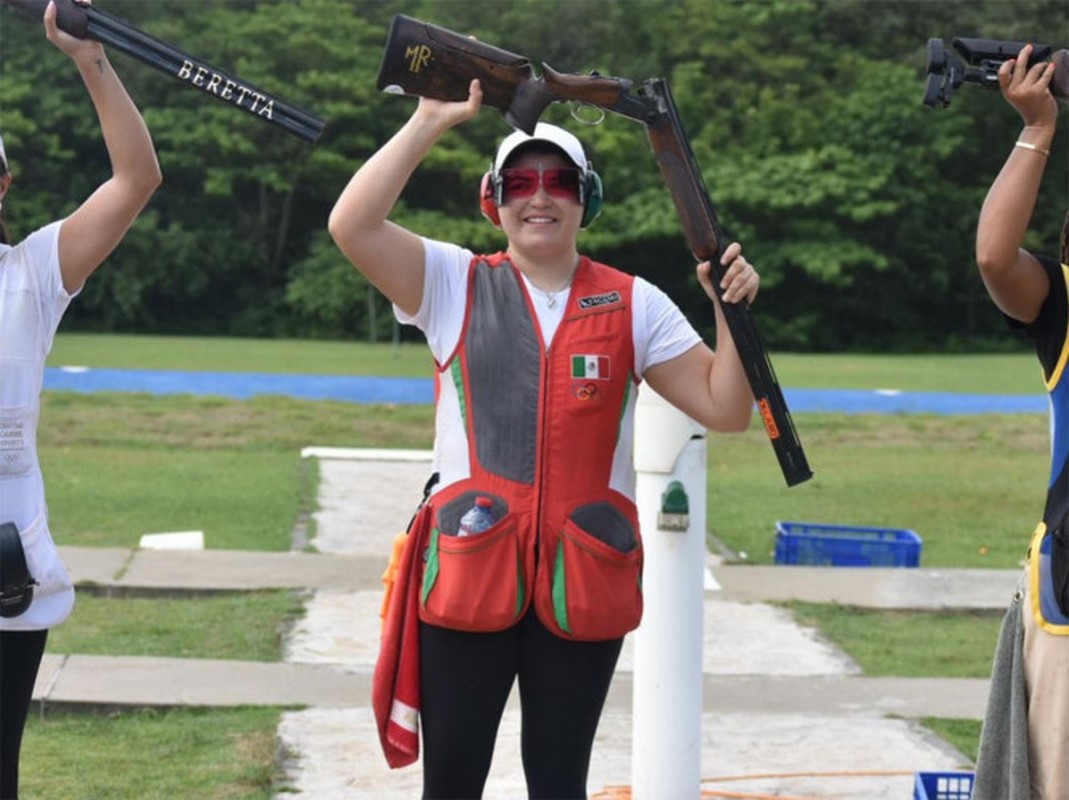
[1015,140,1051,157]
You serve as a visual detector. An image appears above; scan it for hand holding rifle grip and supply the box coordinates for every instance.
[923,36,1069,108]
[376,14,554,134]
[641,79,811,487]
[3,0,87,34]
[538,66,812,486]
[375,16,650,132]
[1,0,325,142]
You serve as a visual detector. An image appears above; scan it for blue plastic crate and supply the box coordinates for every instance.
[913,771,974,800]
[774,521,922,567]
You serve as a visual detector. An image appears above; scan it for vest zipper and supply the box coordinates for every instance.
[530,278,555,573]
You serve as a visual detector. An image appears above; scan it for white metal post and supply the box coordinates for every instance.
[631,384,708,799]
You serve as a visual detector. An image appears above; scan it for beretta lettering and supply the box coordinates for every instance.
[176,60,275,119]
[578,291,621,309]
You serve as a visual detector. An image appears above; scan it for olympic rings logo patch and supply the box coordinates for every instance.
[572,382,601,401]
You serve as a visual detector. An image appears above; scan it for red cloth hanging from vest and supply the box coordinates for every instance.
[372,505,431,768]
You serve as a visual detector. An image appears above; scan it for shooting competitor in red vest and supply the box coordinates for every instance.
[330,78,758,798]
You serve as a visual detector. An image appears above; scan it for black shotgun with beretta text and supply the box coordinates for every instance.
[1,0,325,142]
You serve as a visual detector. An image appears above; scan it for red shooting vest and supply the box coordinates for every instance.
[418,253,643,641]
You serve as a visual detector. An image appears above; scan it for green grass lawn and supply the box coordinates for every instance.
[40,391,434,550]
[36,336,1044,782]
[48,332,1042,393]
[48,591,305,661]
[48,332,436,377]
[772,351,1042,394]
[21,707,283,799]
[708,412,1047,568]
[788,603,1003,679]
[923,719,984,765]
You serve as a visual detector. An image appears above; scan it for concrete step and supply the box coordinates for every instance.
[33,653,987,720]
[62,545,1021,610]
[34,654,367,710]
[62,546,385,595]
[714,563,1020,610]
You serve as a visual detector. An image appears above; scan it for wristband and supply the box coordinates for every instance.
[1015,140,1051,157]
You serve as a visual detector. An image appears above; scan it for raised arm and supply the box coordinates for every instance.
[644,242,759,433]
[328,80,482,317]
[47,0,161,294]
[975,43,1059,323]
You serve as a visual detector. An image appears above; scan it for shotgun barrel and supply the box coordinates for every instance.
[2,0,325,143]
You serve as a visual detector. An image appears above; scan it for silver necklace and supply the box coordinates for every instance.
[537,269,577,309]
[544,284,567,309]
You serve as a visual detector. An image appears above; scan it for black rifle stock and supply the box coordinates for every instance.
[378,15,812,486]
[1,0,325,142]
[923,36,1069,107]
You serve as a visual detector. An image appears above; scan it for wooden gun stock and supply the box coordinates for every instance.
[376,14,558,134]
[1,0,325,142]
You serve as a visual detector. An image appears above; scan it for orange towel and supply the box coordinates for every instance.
[379,532,409,634]
[372,506,431,768]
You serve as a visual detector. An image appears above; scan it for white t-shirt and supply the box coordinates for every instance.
[0,221,77,629]
[397,238,702,374]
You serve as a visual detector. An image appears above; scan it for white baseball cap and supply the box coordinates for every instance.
[493,123,589,173]
[0,132,6,172]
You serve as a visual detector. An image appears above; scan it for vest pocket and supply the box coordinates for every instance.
[548,511,642,641]
[419,513,525,632]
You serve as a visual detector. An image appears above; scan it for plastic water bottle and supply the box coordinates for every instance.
[458,496,495,537]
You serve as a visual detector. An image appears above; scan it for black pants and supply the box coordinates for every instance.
[0,630,47,800]
[419,611,623,800]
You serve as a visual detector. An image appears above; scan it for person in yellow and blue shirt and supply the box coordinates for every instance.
[972,43,1067,800]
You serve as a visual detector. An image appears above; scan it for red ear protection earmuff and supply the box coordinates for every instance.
[478,167,603,229]
[479,171,501,227]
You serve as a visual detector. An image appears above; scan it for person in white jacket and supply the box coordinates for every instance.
[0,2,160,796]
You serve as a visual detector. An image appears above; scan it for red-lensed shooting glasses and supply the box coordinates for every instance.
[499,167,583,204]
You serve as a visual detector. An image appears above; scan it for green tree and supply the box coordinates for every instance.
[2,0,1064,349]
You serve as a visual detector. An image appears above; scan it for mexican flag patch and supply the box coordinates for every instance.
[571,354,610,380]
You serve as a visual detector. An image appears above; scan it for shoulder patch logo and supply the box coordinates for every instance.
[577,291,621,309]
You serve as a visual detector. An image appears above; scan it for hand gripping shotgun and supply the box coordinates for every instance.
[377,15,812,487]
[1,0,325,142]
[923,36,1069,107]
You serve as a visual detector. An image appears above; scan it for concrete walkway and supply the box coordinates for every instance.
[33,448,1009,798]
[42,544,1014,715]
